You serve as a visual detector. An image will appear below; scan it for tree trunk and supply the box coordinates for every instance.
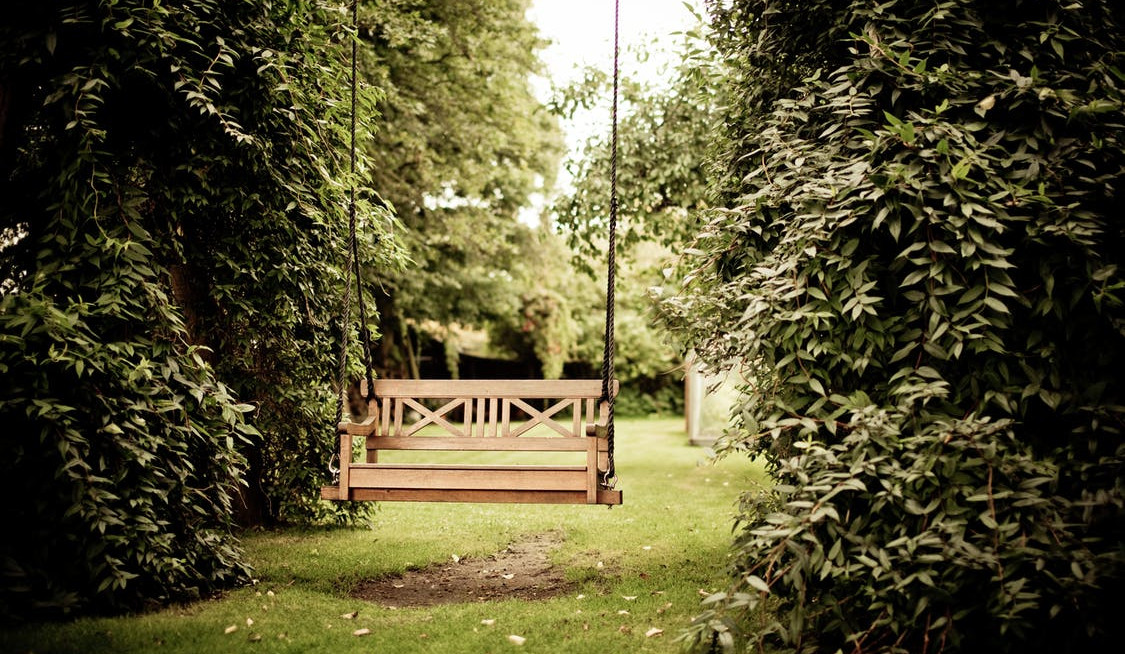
[0,79,10,152]
[168,262,210,361]
[402,321,420,379]
[231,440,271,527]
[374,292,411,378]
[169,260,271,526]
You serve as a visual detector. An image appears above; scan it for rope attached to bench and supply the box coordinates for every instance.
[348,0,376,397]
[599,0,620,488]
[334,0,376,449]
[333,0,623,494]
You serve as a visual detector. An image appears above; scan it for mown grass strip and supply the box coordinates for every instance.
[1,417,766,653]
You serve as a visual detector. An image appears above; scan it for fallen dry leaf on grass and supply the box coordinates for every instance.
[508,634,526,645]
[224,625,238,635]
[245,618,254,626]
[340,611,358,619]
[353,628,371,637]
[481,619,496,626]
[646,627,664,638]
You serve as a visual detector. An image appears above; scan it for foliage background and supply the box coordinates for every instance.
[550,27,722,415]
[357,0,564,380]
[665,0,1125,651]
[0,0,391,616]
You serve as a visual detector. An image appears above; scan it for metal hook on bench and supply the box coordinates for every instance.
[328,452,340,485]
[600,470,618,490]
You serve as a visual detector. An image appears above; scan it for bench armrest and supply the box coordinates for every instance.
[338,415,378,436]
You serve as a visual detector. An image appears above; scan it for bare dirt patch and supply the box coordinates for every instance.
[350,531,574,607]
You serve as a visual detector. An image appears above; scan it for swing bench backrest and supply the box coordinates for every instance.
[321,379,622,505]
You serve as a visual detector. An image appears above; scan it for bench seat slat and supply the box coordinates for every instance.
[350,463,587,471]
[321,486,623,504]
[348,465,586,491]
[364,436,606,451]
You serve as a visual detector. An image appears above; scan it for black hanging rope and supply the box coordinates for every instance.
[333,234,354,429]
[349,1,377,397]
[334,0,375,446]
[600,0,620,487]
[334,0,619,491]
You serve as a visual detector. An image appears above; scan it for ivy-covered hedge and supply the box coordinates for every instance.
[666,0,1125,651]
[0,260,252,617]
[1,0,384,616]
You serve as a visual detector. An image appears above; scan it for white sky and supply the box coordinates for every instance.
[529,0,700,84]
[529,0,702,143]
[523,0,702,221]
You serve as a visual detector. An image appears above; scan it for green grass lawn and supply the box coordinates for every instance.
[1,417,767,654]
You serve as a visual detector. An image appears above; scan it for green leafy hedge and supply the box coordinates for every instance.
[1,0,385,616]
[666,0,1125,651]
[0,241,252,616]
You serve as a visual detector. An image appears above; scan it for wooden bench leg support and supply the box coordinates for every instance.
[366,399,380,464]
[338,429,351,501]
[586,437,598,504]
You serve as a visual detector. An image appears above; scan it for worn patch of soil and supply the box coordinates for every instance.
[351,531,574,607]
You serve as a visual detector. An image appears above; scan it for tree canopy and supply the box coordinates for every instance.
[553,25,719,265]
[547,29,721,412]
[358,0,564,378]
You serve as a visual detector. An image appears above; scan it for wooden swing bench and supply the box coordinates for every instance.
[320,379,622,505]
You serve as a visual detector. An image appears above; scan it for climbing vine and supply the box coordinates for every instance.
[0,0,390,616]
[667,0,1125,651]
